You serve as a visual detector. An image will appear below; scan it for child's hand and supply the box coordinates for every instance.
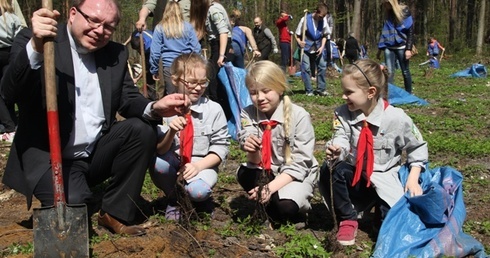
[325,144,341,160]
[405,181,423,197]
[243,135,261,152]
[247,186,272,204]
[405,167,423,197]
[169,116,187,132]
[179,163,200,181]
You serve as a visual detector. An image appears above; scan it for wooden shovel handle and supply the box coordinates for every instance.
[43,0,65,205]
[300,9,308,64]
[140,34,148,97]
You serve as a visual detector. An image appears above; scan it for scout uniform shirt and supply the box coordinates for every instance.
[158,97,230,163]
[239,100,318,211]
[329,98,428,207]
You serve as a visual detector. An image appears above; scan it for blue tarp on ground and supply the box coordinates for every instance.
[217,63,252,140]
[450,64,488,78]
[372,165,488,258]
[388,83,429,106]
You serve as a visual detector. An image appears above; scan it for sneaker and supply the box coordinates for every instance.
[316,91,329,96]
[1,132,15,143]
[165,205,180,221]
[337,220,358,246]
[306,92,314,97]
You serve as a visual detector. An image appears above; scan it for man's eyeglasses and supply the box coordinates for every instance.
[75,7,116,34]
[179,78,209,90]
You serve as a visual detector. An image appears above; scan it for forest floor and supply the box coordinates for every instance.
[1,57,490,257]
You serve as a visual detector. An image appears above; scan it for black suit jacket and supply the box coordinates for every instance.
[1,24,151,208]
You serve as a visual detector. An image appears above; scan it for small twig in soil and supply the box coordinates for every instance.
[175,174,197,228]
[174,224,204,255]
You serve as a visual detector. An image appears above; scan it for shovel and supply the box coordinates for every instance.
[288,31,296,76]
[33,1,89,257]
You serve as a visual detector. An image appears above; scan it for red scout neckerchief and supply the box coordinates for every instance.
[352,99,389,187]
[260,120,278,174]
[179,112,193,166]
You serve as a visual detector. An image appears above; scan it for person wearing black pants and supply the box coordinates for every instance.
[0,47,17,137]
[32,118,157,221]
[237,166,301,224]
[205,0,234,119]
[1,0,189,237]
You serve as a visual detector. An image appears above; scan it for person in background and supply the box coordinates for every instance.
[1,0,189,236]
[426,36,445,58]
[204,0,234,119]
[376,0,414,94]
[253,16,278,61]
[129,29,157,99]
[237,60,318,227]
[276,10,293,72]
[324,11,334,65]
[152,53,229,220]
[229,9,261,68]
[136,0,191,31]
[295,2,330,96]
[319,59,428,246]
[189,0,209,42]
[149,1,201,97]
[0,0,23,142]
[344,32,361,64]
[326,39,342,72]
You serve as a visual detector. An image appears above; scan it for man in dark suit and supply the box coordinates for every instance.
[1,0,188,236]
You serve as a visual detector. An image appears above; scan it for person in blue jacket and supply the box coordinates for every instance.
[376,0,414,94]
[149,1,201,97]
[426,37,445,58]
[294,2,331,97]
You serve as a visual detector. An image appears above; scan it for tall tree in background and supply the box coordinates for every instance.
[351,0,361,39]
[13,0,490,55]
[476,0,486,55]
[449,0,457,45]
[466,0,476,43]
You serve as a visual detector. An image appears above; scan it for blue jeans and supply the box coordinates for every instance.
[279,42,291,70]
[318,161,382,221]
[301,52,326,94]
[152,151,214,202]
[384,48,412,94]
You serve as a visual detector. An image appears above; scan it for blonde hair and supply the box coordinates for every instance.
[170,52,209,82]
[342,59,389,100]
[161,1,184,38]
[383,0,407,24]
[0,0,13,14]
[245,60,292,165]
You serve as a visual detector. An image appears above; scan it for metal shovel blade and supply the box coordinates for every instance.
[33,204,89,257]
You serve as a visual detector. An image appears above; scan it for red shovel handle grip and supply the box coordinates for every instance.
[43,0,65,205]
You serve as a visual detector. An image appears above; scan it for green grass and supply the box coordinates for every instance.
[1,242,34,256]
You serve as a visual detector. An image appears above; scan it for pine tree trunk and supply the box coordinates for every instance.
[476,0,486,55]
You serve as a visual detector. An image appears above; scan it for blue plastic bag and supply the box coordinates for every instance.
[372,165,487,258]
[217,63,252,140]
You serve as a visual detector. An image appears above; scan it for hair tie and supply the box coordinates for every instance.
[352,63,373,87]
